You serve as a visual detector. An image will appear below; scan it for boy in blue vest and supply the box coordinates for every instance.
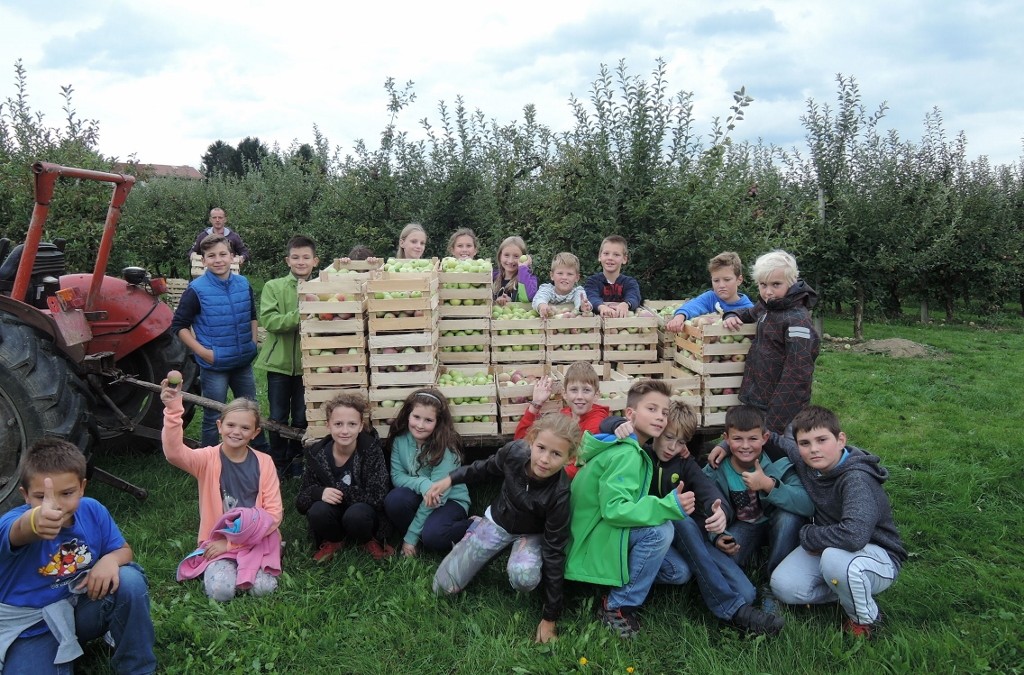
[172,233,269,450]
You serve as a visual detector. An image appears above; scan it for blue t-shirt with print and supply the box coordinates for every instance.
[0,497,125,610]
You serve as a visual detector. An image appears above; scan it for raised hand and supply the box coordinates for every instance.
[676,480,696,515]
[704,498,727,534]
[33,477,65,539]
[532,376,554,408]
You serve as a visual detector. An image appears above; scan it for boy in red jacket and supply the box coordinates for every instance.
[514,362,609,478]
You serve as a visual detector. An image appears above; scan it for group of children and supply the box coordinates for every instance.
[0,223,907,671]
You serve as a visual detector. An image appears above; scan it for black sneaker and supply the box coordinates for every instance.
[597,596,640,638]
[729,604,785,636]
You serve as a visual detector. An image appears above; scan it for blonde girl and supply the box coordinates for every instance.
[396,223,428,259]
[492,235,539,305]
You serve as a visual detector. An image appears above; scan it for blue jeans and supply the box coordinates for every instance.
[384,487,469,553]
[4,563,156,675]
[266,371,306,469]
[608,522,682,611]
[728,509,805,576]
[672,517,755,620]
[198,365,269,452]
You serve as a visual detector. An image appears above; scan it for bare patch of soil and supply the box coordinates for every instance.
[852,338,935,358]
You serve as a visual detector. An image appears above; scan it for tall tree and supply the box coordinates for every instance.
[200,140,240,177]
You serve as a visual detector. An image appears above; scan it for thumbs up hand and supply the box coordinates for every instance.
[704,498,727,534]
[33,477,66,539]
[676,480,696,515]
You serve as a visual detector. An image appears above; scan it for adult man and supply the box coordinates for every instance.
[188,208,251,264]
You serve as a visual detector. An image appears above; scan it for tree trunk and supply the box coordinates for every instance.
[884,281,902,318]
[920,298,930,324]
[834,299,842,314]
[944,287,955,322]
[854,282,865,340]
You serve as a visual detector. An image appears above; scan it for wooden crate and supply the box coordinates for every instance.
[368,384,428,439]
[644,299,688,359]
[163,278,189,310]
[437,366,499,435]
[368,330,438,386]
[365,276,439,333]
[301,332,368,387]
[320,258,383,283]
[438,265,493,319]
[438,318,490,365]
[674,322,755,375]
[494,364,556,434]
[190,252,240,277]
[298,278,367,335]
[602,313,659,362]
[303,386,371,440]
[491,310,545,364]
[545,315,601,364]
[552,362,631,412]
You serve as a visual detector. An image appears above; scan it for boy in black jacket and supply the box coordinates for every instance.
[426,413,581,644]
[769,406,907,638]
[601,401,784,635]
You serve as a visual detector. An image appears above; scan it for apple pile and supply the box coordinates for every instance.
[374,346,429,373]
[440,328,487,353]
[438,370,496,407]
[492,305,541,320]
[440,257,492,273]
[604,311,656,335]
[307,347,362,373]
[383,258,435,273]
[302,292,355,321]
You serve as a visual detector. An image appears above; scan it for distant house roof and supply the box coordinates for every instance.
[113,163,204,180]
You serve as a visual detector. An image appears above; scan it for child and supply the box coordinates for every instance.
[428,413,582,644]
[601,401,784,635]
[722,250,820,433]
[396,223,427,259]
[330,244,381,268]
[513,362,610,479]
[532,252,593,318]
[564,379,691,638]
[703,405,813,596]
[383,389,470,557]
[584,235,642,318]
[770,405,907,638]
[171,233,269,451]
[161,378,283,601]
[0,439,156,673]
[296,393,394,562]
[447,228,479,260]
[492,236,539,306]
[257,235,319,476]
[665,251,754,332]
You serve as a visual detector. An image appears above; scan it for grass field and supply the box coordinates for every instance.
[77,316,1024,674]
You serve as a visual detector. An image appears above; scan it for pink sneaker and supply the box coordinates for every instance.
[313,540,344,563]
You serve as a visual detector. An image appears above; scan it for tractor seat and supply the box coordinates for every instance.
[0,242,66,282]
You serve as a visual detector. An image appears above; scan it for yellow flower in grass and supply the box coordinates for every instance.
[627,668,635,673]
[579,657,588,666]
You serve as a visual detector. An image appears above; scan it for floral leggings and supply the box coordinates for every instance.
[433,515,543,595]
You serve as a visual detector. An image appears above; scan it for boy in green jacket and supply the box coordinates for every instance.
[256,235,319,476]
[565,379,692,638]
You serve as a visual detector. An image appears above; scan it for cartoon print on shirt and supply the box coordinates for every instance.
[38,538,93,577]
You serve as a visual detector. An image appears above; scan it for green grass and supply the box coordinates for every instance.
[78,317,1024,674]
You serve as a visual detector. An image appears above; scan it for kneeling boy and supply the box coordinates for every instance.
[0,440,156,673]
[770,405,907,638]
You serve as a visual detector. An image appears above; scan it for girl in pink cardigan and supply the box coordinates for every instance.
[161,376,283,601]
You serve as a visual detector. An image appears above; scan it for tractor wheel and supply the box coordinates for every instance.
[0,314,92,512]
[94,330,199,450]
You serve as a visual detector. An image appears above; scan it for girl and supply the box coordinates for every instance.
[160,376,283,601]
[427,414,582,644]
[383,389,470,557]
[492,235,539,306]
[296,393,393,562]
[447,227,479,260]
[396,223,427,259]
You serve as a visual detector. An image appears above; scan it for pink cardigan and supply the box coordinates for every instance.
[161,397,283,544]
[176,507,282,586]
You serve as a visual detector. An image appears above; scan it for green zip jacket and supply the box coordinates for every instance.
[564,432,686,587]
[256,274,303,376]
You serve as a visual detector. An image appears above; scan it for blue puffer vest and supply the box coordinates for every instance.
[191,271,257,371]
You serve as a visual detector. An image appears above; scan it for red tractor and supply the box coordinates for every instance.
[0,162,198,509]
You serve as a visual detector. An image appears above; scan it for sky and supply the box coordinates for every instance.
[1,0,1021,170]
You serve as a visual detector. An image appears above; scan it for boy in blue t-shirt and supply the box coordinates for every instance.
[0,439,155,672]
[665,251,753,332]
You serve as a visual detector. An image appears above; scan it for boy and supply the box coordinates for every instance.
[172,233,269,451]
[0,439,156,673]
[584,235,642,318]
[602,402,784,635]
[770,405,907,638]
[722,250,819,433]
[257,235,319,476]
[532,252,593,318]
[704,406,813,585]
[513,363,610,479]
[666,251,753,332]
[564,379,691,638]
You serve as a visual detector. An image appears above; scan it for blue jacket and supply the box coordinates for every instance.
[673,290,753,319]
[187,271,258,371]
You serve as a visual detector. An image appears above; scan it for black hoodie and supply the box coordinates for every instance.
[725,279,820,433]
